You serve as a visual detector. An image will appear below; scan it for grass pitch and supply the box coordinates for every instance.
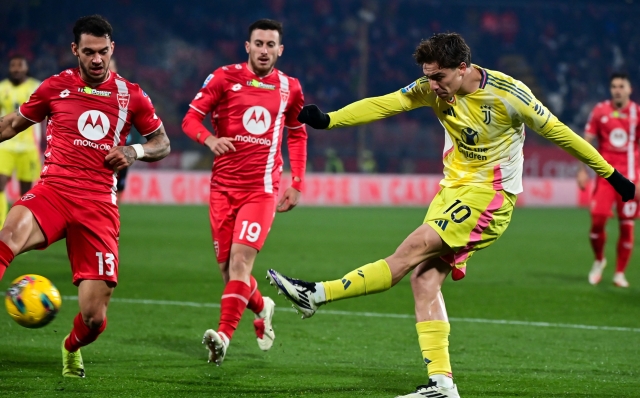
[0,206,639,397]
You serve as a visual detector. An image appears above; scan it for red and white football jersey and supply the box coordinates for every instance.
[188,63,306,193]
[19,68,162,204]
[585,100,639,180]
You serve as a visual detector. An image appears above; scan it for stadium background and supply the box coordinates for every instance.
[1,1,639,397]
[2,0,639,179]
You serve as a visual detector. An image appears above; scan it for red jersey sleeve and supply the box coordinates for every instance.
[285,79,307,191]
[584,104,600,139]
[188,71,225,116]
[18,78,50,123]
[131,86,163,136]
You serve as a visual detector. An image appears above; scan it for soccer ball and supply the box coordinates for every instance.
[5,274,62,328]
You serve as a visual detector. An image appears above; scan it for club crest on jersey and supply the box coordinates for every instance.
[280,89,289,104]
[117,93,130,109]
[242,106,271,135]
[481,105,492,124]
[77,110,110,141]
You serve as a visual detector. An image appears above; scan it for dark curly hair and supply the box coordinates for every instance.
[73,15,113,45]
[413,33,471,69]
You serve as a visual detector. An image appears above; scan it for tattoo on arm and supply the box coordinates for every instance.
[139,126,171,161]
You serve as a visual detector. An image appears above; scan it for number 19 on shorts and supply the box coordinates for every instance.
[96,252,115,276]
[239,221,261,243]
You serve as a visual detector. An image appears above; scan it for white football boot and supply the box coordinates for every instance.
[396,376,460,398]
[588,258,607,285]
[202,329,228,366]
[267,269,324,319]
[613,272,630,288]
[253,296,276,351]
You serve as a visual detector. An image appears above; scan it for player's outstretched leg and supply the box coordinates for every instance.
[613,220,633,287]
[588,215,608,285]
[268,224,450,318]
[246,275,276,351]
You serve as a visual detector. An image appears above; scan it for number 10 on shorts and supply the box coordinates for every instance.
[239,221,262,243]
[96,252,115,276]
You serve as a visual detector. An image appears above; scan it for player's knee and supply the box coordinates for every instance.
[0,224,23,255]
[410,269,441,292]
[590,215,608,233]
[81,312,106,329]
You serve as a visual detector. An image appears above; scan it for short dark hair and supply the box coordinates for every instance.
[9,54,27,63]
[413,33,471,69]
[73,15,113,45]
[248,19,283,43]
[610,72,630,84]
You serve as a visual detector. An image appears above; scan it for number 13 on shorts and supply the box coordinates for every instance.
[96,252,115,276]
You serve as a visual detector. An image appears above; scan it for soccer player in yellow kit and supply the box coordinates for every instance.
[0,56,41,226]
[267,33,635,397]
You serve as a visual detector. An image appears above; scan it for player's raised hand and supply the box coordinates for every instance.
[576,168,590,191]
[297,104,331,129]
[606,169,636,201]
[105,146,137,171]
[277,186,301,212]
[204,136,236,156]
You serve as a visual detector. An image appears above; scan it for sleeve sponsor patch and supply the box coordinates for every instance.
[202,74,213,88]
[401,81,417,94]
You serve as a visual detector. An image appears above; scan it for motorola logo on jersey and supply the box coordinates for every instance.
[77,110,110,140]
[609,128,628,148]
[243,106,272,135]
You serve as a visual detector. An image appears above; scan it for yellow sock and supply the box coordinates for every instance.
[0,191,7,228]
[417,320,452,377]
[322,259,392,302]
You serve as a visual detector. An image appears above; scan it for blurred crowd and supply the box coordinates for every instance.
[1,0,638,173]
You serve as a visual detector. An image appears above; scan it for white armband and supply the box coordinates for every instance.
[130,144,145,160]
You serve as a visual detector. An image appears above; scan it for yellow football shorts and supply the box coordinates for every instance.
[424,185,516,270]
[0,148,41,182]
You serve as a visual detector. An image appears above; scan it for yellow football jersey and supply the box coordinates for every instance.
[327,65,613,194]
[0,77,41,152]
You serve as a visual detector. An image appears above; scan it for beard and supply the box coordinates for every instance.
[250,55,278,76]
[79,60,108,83]
[9,74,25,85]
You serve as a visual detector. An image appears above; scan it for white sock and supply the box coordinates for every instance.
[312,282,326,304]
[430,374,454,388]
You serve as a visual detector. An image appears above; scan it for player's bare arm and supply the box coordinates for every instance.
[0,112,34,143]
[105,125,170,171]
[577,134,597,190]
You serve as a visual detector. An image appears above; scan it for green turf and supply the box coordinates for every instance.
[1,206,639,397]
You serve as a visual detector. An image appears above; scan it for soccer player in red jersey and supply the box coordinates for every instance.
[0,15,170,377]
[578,73,639,287]
[181,19,307,365]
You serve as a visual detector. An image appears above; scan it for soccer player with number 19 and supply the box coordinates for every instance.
[181,19,307,365]
[267,33,635,397]
[0,15,170,377]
